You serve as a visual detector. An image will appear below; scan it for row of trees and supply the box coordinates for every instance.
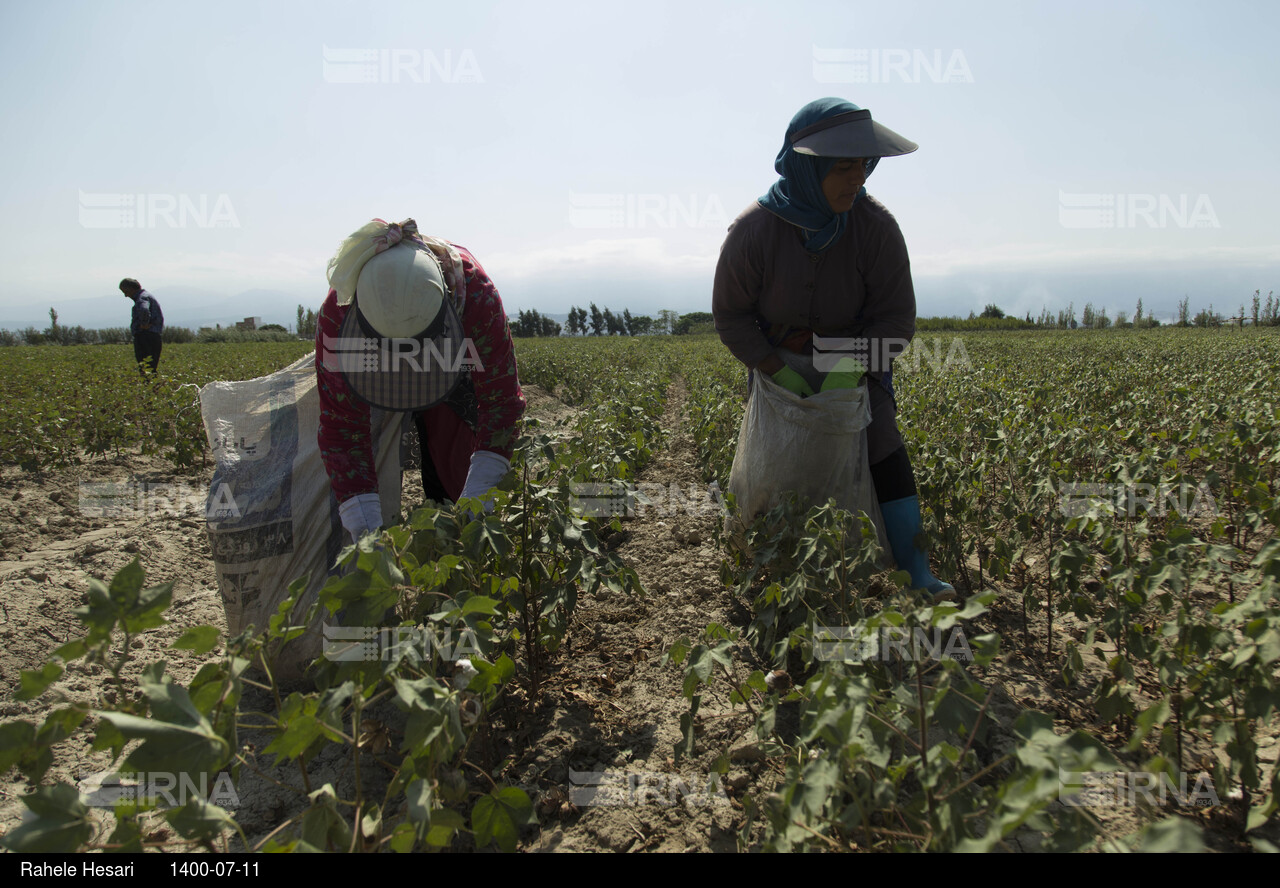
[0,325,304,347]
[1016,300,1160,330]
[0,308,298,347]
[515,305,716,337]
[11,290,1277,346]
[968,291,1280,330]
[295,302,709,339]
[294,300,712,340]
[563,305,673,337]
[296,306,318,339]
[510,309,562,338]
[1172,291,1280,328]
[0,308,194,347]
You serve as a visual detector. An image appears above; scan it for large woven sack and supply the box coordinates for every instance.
[728,370,886,545]
[200,353,403,684]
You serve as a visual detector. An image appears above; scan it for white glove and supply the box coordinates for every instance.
[339,493,383,542]
[458,451,510,512]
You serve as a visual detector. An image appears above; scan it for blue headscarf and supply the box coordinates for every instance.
[759,98,880,253]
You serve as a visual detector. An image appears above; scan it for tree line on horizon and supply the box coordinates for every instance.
[0,308,297,347]
[4,291,1277,346]
[509,305,717,337]
[919,290,1280,332]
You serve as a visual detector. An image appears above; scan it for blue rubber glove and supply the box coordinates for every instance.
[771,365,816,398]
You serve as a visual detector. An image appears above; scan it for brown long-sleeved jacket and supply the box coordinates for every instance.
[711,196,917,375]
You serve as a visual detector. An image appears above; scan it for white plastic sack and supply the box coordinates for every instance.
[728,370,886,544]
[200,353,403,684]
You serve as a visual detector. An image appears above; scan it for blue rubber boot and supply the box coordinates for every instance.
[879,496,957,601]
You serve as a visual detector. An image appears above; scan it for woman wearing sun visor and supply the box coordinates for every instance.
[712,98,955,600]
[316,218,525,542]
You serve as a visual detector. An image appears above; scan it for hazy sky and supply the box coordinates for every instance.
[1,0,1276,328]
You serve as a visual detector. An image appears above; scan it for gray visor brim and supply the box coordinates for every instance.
[791,119,918,158]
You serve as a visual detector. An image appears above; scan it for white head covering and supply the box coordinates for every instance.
[321,218,472,412]
[326,218,467,313]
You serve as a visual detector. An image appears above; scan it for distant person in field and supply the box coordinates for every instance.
[119,278,164,375]
[316,219,525,542]
[712,97,956,601]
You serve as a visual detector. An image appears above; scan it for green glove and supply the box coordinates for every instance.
[820,356,865,392]
[771,365,815,397]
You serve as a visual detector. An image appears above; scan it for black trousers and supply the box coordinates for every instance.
[134,331,162,373]
[866,375,917,503]
[414,412,451,504]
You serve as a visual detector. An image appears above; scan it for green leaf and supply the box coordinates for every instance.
[460,596,500,617]
[53,640,88,662]
[170,625,220,655]
[0,782,93,852]
[682,644,717,698]
[300,784,351,852]
[468,654,515,695]
[269,580,313,641]
[1246,784,1278,832]
[262,713,326,762]
[388,821,417,852]
[167,797,236,841]
[187,662,234,717]
[471,786,533,852]
[125,580,173,633]
[676,695,700,759]
[35,708,87,759]
[109,557,145,603]
[14,662,64,701]
[403,707,458,755]
[391,675,443,712]
[94,686,230,776]
[1013,711,1118,773]
[91,719,126,761]
[1126,698,1172,751]
[1132,816,1205,853]
[424,808,464,847]
[0,720,37,774]
[663,638,690,667]
[73,561,172,638]
[106,814,143,853]
[74,578,116,639]
[405,778,432,827]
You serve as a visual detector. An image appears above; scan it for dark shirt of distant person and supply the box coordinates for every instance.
[120,278,164,375]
